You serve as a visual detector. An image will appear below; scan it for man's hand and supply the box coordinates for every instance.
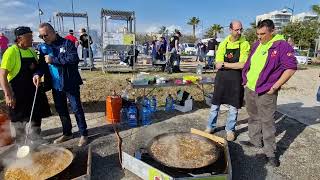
[267,86,278,95]
[33,75,40,87]
[215,62,223,70]
[44,55,53,64]
[5,94,15,109]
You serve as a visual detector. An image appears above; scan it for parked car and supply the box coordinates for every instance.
[181,43,197,55]
[294,49,312,64]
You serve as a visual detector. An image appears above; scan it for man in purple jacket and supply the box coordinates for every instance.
[241,19,297,167]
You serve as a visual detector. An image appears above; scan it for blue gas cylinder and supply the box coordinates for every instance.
[127,105,138,127]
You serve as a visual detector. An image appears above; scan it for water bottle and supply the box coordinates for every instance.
[127,105,137,127]
[150,96,157,113]
[143,96,150,108]
[165,94,174,112]
[141,106,152,126]
[120,107,128,122]
[121,90,129,100]
[196,64,203,75]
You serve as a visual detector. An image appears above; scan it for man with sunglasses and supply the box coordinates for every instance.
[38,23,88,147]
[241,19,297,167]
[205,20,250,142]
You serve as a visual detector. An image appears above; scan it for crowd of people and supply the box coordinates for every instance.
[0,18,299,168]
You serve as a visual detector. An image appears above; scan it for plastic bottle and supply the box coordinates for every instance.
[165,94,174,112]
[120,107,128,123]
[141,106,152,126]
[121,90,129,100]
[127,104,138,127]
[196,64,203,75]
[143,96,150,108]
[150,96,157,113]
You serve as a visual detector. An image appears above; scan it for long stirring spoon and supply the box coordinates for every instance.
[16,85,38,158]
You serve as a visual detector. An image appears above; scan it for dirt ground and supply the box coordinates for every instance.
[1,60,320,180]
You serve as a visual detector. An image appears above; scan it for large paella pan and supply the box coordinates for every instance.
[147,132,220,169]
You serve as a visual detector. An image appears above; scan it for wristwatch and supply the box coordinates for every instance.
[221,62,225,69]
[271,86,278,91]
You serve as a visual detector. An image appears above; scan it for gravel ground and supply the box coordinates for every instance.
[276,66,320,130]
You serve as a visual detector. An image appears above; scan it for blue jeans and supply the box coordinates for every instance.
[207,104,238,132]
[52,88,88,136]
[208,56,213,66]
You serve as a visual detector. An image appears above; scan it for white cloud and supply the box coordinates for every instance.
[144,24,183,34]
[145,25,159,33]
[2,0,25,7]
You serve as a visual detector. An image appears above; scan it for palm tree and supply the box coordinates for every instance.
[158,26,168,36]
[205,24,223,38]
[312,4,320,17]
[187,17,200,38]
[250,21,257,29]
[311,4,320,57]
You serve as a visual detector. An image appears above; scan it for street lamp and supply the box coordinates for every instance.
[283,6,294,22]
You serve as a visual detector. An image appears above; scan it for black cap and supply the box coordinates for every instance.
[14,26,32,36]
[69,29,74,33]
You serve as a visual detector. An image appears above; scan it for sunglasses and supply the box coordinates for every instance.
[232,28,243,32]
[39,34,49,39]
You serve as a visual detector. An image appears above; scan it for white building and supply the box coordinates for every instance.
[256,10,292,31]
[292,12,318,22]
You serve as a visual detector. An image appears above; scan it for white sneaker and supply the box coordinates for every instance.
[53,135,73,144]
[78,136,88,147]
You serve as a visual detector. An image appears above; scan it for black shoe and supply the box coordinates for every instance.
[267,157,280,167]
[239,141,263,148]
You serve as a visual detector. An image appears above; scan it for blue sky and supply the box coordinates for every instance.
[0,0,318,36]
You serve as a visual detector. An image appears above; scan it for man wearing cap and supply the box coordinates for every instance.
[38,23,88,147]
[65,29,79,47]
[0,26,51,143]
[241,19,297,167]
[205,20,250,141]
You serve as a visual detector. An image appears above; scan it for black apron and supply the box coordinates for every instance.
[9,49,51,123]
[212,42,244,109]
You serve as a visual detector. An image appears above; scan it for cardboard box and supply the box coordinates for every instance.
[174,99,193,112]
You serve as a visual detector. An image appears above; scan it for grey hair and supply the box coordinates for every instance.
[39,23,55,33]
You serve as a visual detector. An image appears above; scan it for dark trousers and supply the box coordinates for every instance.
[244,88,277,157]
[52,88,88,136]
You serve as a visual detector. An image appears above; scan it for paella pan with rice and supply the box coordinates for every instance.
[4,146,73,180]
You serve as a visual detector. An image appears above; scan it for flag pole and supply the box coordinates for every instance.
[71,0,76,31]
[38,1,41,24]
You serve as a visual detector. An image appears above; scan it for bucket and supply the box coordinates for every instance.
[0,113,12,147]
[106,95,122,124]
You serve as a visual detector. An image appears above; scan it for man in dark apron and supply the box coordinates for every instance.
[205,20,250,141]
[0,26,51,144]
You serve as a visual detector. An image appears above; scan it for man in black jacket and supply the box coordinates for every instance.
[38,23,88,147]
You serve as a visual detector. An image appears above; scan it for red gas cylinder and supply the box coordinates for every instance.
[106,94,122,124]
[0,113,12,147]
